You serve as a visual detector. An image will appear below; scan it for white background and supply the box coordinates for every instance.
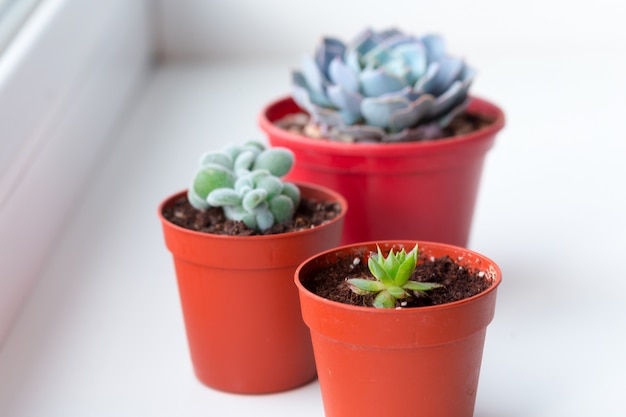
[1,0,625,416]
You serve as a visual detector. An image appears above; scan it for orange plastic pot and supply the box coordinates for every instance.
[158,183,347,394]
[259,96,505,246]
[295,240,501,417]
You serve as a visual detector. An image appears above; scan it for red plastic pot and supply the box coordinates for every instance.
[158,183,347,394]
[259,96,505,246]
[295,240,501,417]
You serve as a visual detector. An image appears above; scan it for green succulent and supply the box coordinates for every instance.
[347,244,442,308]
[187,141,300,232]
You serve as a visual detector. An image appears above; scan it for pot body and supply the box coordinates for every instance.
[259,96,505,246]
[158,183,347,394]
[295,241,501,417]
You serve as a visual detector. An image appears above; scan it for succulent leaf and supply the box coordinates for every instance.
[207,188,242,206]
[187,188,210,210]
[269,194,295,223]
[281,182,301,207]
[192,164,236,200]
[252,148,294,177]
[256,175,283,199]
[404,281,444,292]
[346,278,386,293]
[373,291,396,309]
[234,150,256,173]
[254,206,275,231]
[199,151,232,169]
[242,188,268,211]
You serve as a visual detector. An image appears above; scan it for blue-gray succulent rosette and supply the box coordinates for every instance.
[291,28,475,142]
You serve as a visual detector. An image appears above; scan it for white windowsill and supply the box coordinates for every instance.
[0,16,625,417]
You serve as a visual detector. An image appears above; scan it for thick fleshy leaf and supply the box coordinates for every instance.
[388,94,436,132]
[187,188,209,210]
[360,67,407,97]
[404,281,444,292]
[234,150,256,173]
[373,291,396,308]
[394,43,427,84]
[361,93,411,129]
[414,61,439,93]
[315,37,346,79]
[326,84,363,123]
[253,148,294,177]
[383,248,400,276]
[268,194,294,223]
[207,188,241,206]
[345,49,361,74]
[349,28,378,57]
[347,278,386,293]
[281,182,301,207]
[193,163,236,199]
[301,55,333,107]
[242,189,267,211]
[256,175,283,199]
[199,151,232,169]
[329,57,359,93]
[395,253,416,286]
[430,80,467,119]
[421,56,464,96]
[292,71,316,114]
[421,33,446,62]
[368,248,392,284]
[387,285,409,299]
[255,207,275,231]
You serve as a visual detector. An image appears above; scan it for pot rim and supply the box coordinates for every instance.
[158,181,348,242]
[258,95,506,157]
[294,239,501,314]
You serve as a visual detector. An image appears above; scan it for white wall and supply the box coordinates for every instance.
[154,0,625,61]
[0,0,153,346]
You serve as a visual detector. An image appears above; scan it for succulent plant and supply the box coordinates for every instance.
[188,141,300,232]
[291,28,474,143]
[347,244,443,308]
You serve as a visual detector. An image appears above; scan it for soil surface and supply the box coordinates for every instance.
[162,194,342,236]
[302,249,492,308]
[274,111,494,142]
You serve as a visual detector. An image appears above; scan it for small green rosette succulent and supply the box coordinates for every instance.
[292,28,474,142]
[188,141,300,232]
[347,244,442,308]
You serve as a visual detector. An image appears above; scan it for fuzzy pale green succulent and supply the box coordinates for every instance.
[347,244,443,308]
[292,28,474,143]
[187,141,300,232]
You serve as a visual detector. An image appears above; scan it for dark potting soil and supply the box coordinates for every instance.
[302,249,493,308]
[162,194,342,236]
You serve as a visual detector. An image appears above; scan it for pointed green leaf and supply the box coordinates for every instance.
[387,285,409,299]
[373,291,396,308]
[347,278,386,294]
[368,254,392,284]
[395,254,416,286]
[384,248,400,277]
[403,281,443,292]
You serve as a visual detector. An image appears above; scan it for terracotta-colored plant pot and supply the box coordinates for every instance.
[158,183,347,394]
[295,240,501,417]
[259,96,505,246]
